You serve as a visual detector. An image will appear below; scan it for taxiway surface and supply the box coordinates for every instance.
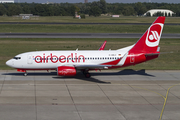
[0,69,180,120]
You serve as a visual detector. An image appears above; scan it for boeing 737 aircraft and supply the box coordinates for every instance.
[6,17,165,78]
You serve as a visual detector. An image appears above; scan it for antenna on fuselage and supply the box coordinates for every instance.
[76,48,78,51]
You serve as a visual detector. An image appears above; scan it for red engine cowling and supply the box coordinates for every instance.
[57,66,76,76]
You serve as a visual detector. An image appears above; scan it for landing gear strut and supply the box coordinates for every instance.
[17,69,27,76]
[83,70,91,78]
[85,73,91,78]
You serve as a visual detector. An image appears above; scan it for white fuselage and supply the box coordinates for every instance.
[6,45,133,70]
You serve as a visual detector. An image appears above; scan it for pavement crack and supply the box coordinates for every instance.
[34,75,37,120]
[130,85,162,111]
[0,70,7,95]
[66,84,83,120]
[98,84,127,120]
[165,71,179,80]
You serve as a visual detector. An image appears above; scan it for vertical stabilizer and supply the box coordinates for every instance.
[129,16,165,54]
[120,17,166,67]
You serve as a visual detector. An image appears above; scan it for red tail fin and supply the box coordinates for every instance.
[129,16,165,54]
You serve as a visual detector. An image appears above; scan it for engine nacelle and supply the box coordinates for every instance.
[57,66,76,76]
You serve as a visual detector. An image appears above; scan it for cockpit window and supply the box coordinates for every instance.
[13,57,21,60]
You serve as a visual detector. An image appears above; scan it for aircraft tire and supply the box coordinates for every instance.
[24,72,28,76]
[85,73,91,78]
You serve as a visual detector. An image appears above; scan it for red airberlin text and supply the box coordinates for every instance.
[34,53,85,63]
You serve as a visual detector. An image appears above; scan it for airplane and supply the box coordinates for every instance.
[6,16,165,78]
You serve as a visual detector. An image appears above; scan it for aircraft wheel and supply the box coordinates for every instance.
[85,73,91,78]
[24,72,28,76]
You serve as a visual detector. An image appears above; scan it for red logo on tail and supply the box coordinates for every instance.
[146,23,163,47]
[149,31,159,42]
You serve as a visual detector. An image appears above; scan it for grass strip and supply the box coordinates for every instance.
[0,24,179,33]
[0,16,180,23]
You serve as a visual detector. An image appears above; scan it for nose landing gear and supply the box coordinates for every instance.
[17,69,27,76]
[24,72,28,76]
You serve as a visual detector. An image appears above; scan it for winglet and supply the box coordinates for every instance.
[99,41,107,50]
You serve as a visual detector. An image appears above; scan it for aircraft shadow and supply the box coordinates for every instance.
[91,69,155,77]
[2,72,57,76]
[53,75,111,84]
[2,69,154,84]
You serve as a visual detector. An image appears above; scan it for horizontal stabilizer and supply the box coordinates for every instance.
[145,51,173,56]
[145,53,160,56]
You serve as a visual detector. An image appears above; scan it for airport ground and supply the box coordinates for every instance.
[1,16,180,120]
[0,70,180,120]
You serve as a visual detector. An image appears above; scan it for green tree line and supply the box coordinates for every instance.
[0,0,180,17]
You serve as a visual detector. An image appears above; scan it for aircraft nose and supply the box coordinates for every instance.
[6,59,13,67]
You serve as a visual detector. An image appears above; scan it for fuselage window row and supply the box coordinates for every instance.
[34,57,121,60]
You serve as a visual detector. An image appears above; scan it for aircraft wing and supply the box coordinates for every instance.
[74,64,112,70]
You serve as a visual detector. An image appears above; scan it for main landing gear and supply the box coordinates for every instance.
[83,70,91,78]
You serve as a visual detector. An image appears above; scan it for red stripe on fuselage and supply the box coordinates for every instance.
[101,59,121,65]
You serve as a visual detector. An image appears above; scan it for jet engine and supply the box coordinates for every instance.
[57,66,76,76]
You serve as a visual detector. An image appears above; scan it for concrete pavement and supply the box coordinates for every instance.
[0,69,180,120]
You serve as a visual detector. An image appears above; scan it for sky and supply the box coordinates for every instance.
[15,0,180,3]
